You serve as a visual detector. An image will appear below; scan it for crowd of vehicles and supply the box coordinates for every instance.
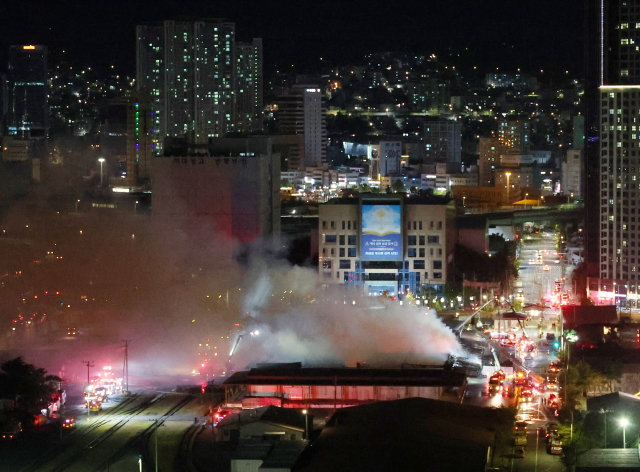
[83,366,123,412]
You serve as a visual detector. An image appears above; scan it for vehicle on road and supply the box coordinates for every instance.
[544,265,550,271]
[62,418,75,428]
[545,424,559,440]
[548,438,563,455]
[520,388,534,402]
[514,372,528,386]
[490,370,506,384]
[88,400,102,412]
[546,333,556,343]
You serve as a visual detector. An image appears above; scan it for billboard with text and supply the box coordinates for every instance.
[361,203,402,260]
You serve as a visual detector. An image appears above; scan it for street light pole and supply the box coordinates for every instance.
[505,172,511,206]
[302,409,309,440]
[621,418,628,448]
[98,158,105,187]
[75,199,80,212]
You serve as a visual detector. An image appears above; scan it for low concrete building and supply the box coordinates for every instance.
[218,406,306,442]
[230,439,307,472]
[318,193,456,296]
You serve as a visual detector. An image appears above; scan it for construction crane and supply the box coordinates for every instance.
[228,330,260,357]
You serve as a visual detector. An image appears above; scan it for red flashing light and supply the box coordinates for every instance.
[234,323,240,326]
[56,291,59,295]
[515,234,519,239]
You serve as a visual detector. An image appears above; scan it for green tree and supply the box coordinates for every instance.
[391,180,405,193]
[0,357,61,424]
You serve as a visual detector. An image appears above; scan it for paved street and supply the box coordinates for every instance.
[463,229,572,471]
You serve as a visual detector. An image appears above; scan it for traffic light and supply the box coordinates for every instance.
[553,341,560,350]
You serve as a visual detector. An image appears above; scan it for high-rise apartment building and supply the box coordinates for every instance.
[136,20,262,154]
[592,0,640,307]
[423,120,461,167]
[236,39,263,134]
[5,45,48,138]
[498,116,529,154]
[100,94,153,186]
[478,137,505,186]
[275,85,327,168]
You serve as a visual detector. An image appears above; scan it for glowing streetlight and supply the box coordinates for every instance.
[620,418,629,448]
[98,158,106,187]
[75,199,80,212]
[302,409,309,440]
[505,172,511,205]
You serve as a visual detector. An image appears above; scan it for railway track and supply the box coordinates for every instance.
[91,394,195,472]
[20,393,178,472]
[19,394,144,472]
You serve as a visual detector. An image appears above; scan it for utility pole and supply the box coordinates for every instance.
[150,419,164,472]
[462,273,466,310]
[122,340,129,393]
[82,360,94,384]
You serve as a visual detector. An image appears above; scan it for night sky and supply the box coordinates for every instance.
[0,0,585,76]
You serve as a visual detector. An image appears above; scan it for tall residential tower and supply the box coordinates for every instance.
[5,45,48,138]
[592,0,640,307]
[136,20,262,154]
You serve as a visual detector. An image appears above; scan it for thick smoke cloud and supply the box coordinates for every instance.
[232,259,460,368]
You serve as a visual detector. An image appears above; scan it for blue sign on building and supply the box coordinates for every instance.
[361,204,402,260]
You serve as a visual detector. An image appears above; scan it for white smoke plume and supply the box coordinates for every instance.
[231,259,461,369]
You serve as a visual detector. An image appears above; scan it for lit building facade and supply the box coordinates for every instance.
[424,120,461,166]
[591,0,640,307]
[136,20,262,154]
[318,194,455,296]
[5,45,48,138]
[478,137,505,186]
[498,117,529,154]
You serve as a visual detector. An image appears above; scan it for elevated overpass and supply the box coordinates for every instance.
[457,203,583,228]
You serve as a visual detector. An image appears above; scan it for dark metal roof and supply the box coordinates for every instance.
[224,367,465,388]
[576,449,640,470]
[291,398,504,472]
